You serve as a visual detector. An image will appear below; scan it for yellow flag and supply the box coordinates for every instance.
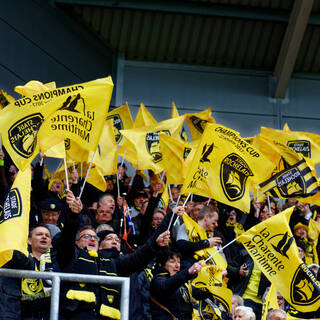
[15,80,56,97]
[185,108,215,140]
[255,135,320,200]
[171,102,180,118]
[261,126,320,165]
[41,139,66,159]
[106,102,133,145]
[159,133,193,184]
[0,167,31,267]
[238,206,320,313]
[133,103,157,128]
[171,102,189,142]
[182,213,227,269]
[0,90,15,109]
[158,181,169,210]
[38,77,113,158]
[261,284,279,320]
[85,120,118,176]
[193,264,232,312]
[181,123,275,212]
[283,123,291,132]
[86,163,107,192]
[120,116,185,173]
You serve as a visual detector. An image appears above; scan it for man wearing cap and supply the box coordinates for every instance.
[38,198,64,227]
[57,190,171,320]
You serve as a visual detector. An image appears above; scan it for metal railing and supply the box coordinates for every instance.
[0,268,130,320]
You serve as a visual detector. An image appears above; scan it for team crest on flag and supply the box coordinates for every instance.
[287,140,311,158]
[106,113,124,144]
[275,167,306,197]
[145,130,170,163]
[291,264,320,306]
[9,113,44,158]
[0,188,22,224]
[220,153,253,201]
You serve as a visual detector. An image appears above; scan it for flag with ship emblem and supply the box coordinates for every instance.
[238,206,320,313]
[181,123,275,212]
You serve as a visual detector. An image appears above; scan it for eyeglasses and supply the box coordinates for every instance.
[80,234,99,241]
[104,236,121,243]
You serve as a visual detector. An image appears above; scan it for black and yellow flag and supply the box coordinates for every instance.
[238,206,320,313]
[182,213,227,269]
[39,77,113,158]
[106,102,133,145]
[119,116,185,173]
[185,108,215,140]
[255,135,320,200]
[261,126,320,165]
[0,167,31,267]
[181,123,275,212]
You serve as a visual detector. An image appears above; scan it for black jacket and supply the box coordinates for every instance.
[150,266,195,320]
[58,209,163,319]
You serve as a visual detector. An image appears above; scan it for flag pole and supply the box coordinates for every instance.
[168,184,173,203]
[267,195,271,213]
[167,194,182,231]
[183,192,192,206]
[63,157,69,190]
[171,193,192,229]
[156,171,166,197]
[80,161,83,180]
[203,238,237,263]
[117,149,127,197]
[79,152,95,199]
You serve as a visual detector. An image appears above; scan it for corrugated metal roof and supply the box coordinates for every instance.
[56,1,320,74]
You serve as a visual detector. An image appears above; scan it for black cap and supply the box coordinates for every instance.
[97,230,118,245]
[39,198,64,211]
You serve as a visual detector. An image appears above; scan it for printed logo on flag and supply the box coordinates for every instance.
[275,168,306,198]
[183,147,191,160]
[287,140,311,158]
[0,188,22,224]
[290,263,320,306]
[146,130,170,163]
[9,113,44,158]
[51,93,95,143]
[190,116,207,133]
[106,114,123,144]
[220,153,253,201]
[58,93,85,114]
[200,143,214,163]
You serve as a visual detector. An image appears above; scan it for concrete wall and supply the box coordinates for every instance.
[0,0,115,97]
[115,60,320,138]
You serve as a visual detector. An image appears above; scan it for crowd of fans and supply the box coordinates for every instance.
[0,147,319,320]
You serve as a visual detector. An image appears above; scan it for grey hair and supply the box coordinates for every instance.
[266,309,286,320]
[235,306,256,320]
[232,295,244,307]
[96,224,114,233]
